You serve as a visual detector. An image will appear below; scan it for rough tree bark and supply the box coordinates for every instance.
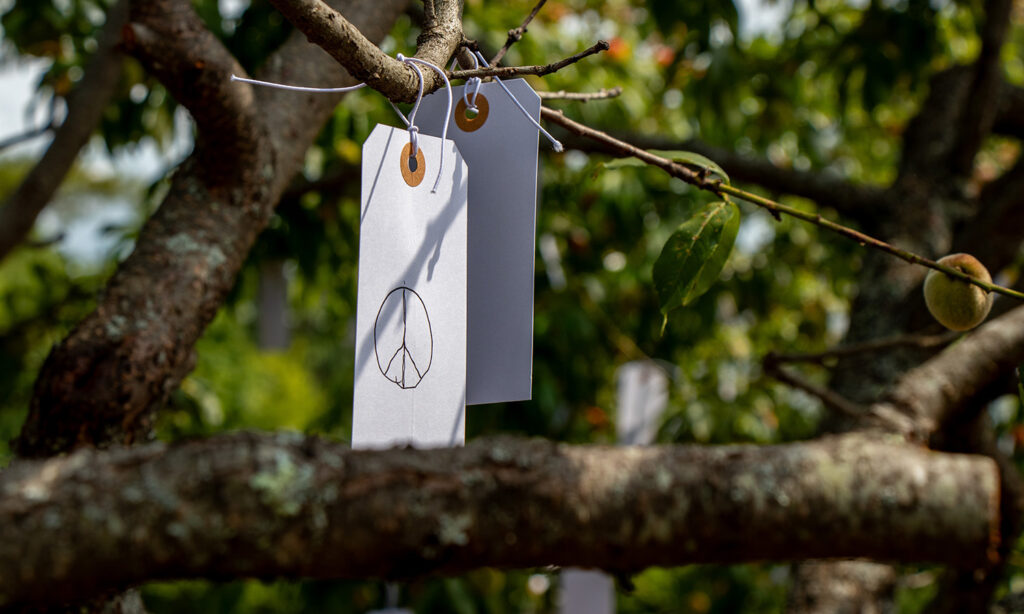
[6,299,1024,609]
[0,433,1001,609]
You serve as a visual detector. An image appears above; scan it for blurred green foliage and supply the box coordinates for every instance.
[1,0,1022,611]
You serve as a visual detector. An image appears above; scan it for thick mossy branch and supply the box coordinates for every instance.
[0,433,999,608]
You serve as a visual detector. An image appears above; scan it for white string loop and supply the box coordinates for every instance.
[472,50,563,152]
[448,57,481,110]
[397,53,453,193]
[459,54,483,110]
[408,125,419,157]
[230,48,562,189]
[467,79,482,109]
[395,56,426,157]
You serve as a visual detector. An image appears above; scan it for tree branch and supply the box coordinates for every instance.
[897,66,973,186]
[489,0,547,67]
[927,406,1024,613]
[881,303,1024,440]
[123,0,262,177]
[0,0,128,264]
[993,82,1024,140]
[15,0,408,458]
[266,0,462,103]
[765,332,958,366]
[0,121,53,153]
[762,359,869,420]
[0,432,1000,609]
[788,562,898,614]
[538,87,622,102]
[542,106,1024,302]
[451,41,609,80]
[949,0,1014,176]
[561,131,890,220]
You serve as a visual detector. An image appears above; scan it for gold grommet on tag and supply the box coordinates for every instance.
[401,142,426,187]
[455,94,489,132]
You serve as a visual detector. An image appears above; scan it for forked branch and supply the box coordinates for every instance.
[451,41,610,80]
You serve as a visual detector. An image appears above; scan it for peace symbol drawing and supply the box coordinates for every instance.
[374,286,434,389]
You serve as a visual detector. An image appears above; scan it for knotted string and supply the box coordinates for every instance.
[231,54,452,193]
[230,48,562,191]
[470,50,563,152]
[396,54,452,193]
[450,55,482,111]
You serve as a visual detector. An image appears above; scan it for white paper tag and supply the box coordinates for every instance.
[560,569,615,614]
[417,79,540,405]
[352,125,468,448]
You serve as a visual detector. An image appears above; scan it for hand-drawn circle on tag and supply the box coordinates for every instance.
[400,143,426,187]
[374,286,433,389]
[455,94,489,132]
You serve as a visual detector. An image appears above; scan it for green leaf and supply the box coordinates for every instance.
[596,157,647,172]
[650,150,731,185]
[653,201,740,316]
[593,151,730,186]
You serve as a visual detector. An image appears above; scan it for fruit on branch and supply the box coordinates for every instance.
[923,253,994,331]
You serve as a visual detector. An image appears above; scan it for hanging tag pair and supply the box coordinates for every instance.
[235,53,549,413]
[417,75,545,405]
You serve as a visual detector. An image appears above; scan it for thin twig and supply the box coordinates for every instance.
[538,87,622,102]
[767,332,960,366]
[490,0,548,67]
[716,183,1024,301]
[540,106,1024,302]
[451,41,609,80]
[763,361,867,420]
[0,123,53,153]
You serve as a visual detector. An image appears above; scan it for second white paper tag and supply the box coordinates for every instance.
[352,125,469,448]
[418,79,541,406]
